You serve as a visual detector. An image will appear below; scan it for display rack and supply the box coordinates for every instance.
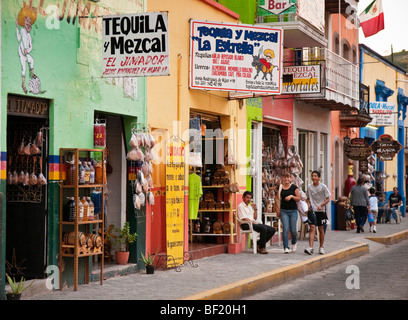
[59,148,106,291]
[189,135,238,244]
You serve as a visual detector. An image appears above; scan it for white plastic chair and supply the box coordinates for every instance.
[238,219,259,254]
[264,212,281,246]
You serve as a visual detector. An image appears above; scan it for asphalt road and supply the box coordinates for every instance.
[243,240,408,300]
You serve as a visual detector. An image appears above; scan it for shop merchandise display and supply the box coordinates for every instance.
[128,129,156,212]
[7,128,47,202]
[59,148,106,291]
[262,144,303,212]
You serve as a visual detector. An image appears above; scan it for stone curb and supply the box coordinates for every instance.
[365,230,408,245]
[181,242,369,300]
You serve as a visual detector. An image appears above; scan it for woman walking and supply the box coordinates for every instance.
[349,177,370,233]
[276,172,301,253]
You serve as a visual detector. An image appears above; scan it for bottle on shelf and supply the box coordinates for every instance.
[203,217,211,233]
[78,197,84,221]
[204,169,212,186]
[81,197,89,221]
[84,161,90,185]
[78,161,85,185]
[65,197,75,222]
[87,197,95,221]
[66,161,76,185]
[88,161,95,184]
[95,161,103,184]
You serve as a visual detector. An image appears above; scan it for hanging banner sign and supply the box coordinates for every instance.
[368,102,396,126]
[189,20,283,94]
[102,12,170,77]
[282,65,321,94]
[165,136,185,267]
[345,138,371,161]
[370,134,402,161]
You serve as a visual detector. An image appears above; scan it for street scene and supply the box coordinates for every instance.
[1,0,407,308]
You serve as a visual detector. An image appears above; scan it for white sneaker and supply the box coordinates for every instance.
[291,243,297,252]
[284,247,290,254]
[319,247,325,254]
[304,247,313,255]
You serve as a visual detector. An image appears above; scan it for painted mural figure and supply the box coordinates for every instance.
[252,48,279,81]
[16,2,40,94]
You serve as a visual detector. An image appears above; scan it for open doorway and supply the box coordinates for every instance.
[6,95,49,280]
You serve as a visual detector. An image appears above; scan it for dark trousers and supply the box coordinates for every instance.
[353,206,368,228]
[242,223,276,248]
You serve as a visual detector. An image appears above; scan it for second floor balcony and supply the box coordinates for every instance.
[285,47,360,110]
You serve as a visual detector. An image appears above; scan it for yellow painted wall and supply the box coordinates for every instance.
[146,0,246,187]
[362,52,408,191]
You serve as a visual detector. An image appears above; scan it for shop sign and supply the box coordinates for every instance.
[165,136,185,266]
[257,0,325,33]
[258,0,296,15]
[368,102,395,126]
[7,95,49,118]
[189,20,282,94]
[282,65,321,94]
[102,12,170,77]
[344,138,371,161]
[369,134,402,161]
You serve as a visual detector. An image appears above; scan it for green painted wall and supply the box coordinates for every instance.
[1,0,146,297]
[217,0,257,24]
[246,98,263,191]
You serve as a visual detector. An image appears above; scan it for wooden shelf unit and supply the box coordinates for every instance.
[59,148,106,291]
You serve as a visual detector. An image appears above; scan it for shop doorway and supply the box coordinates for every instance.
[188,112,234,256]
[94,114,127,260]
[6,94,49,280]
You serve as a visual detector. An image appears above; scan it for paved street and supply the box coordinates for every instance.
[243,239,408,300]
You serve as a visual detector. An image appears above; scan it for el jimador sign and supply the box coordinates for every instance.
[102,12,170,77]
[165,137,185,266]
[189,20,282,94]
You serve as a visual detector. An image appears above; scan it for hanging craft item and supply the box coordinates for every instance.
[128,125,156,212]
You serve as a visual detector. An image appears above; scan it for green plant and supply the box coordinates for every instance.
[6,274,34,295]
[139,251,155,266]
[111,222,137,252]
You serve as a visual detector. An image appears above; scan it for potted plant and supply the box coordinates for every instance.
[5,274,35,300]
[140,251,156,274]
[111,222,137,265]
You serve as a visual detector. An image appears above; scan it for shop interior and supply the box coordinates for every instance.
[188,112,238,255]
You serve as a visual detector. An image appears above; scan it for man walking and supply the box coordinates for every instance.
[304,171,331,255]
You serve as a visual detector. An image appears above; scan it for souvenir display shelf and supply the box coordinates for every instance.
[59,148,106,291]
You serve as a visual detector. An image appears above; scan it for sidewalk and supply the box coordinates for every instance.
[24,218,408,300]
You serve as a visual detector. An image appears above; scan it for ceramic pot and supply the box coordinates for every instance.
[115,251,129,265]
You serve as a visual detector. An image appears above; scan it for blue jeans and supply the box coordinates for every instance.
[280,209,298,249]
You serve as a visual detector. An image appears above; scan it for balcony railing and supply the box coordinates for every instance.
[285,48,359,109]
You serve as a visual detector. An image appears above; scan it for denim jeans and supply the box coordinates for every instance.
[280,209,298,249]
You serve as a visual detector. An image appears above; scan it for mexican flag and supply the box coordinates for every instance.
[359,0,385,37]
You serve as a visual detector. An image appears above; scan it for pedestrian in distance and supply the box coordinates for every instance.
[349,177,370,233]
[387,187,402,224]
[368,187,378,233]
[304,170,331,255]
[237,191,276,254]
[276,172,301,254]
